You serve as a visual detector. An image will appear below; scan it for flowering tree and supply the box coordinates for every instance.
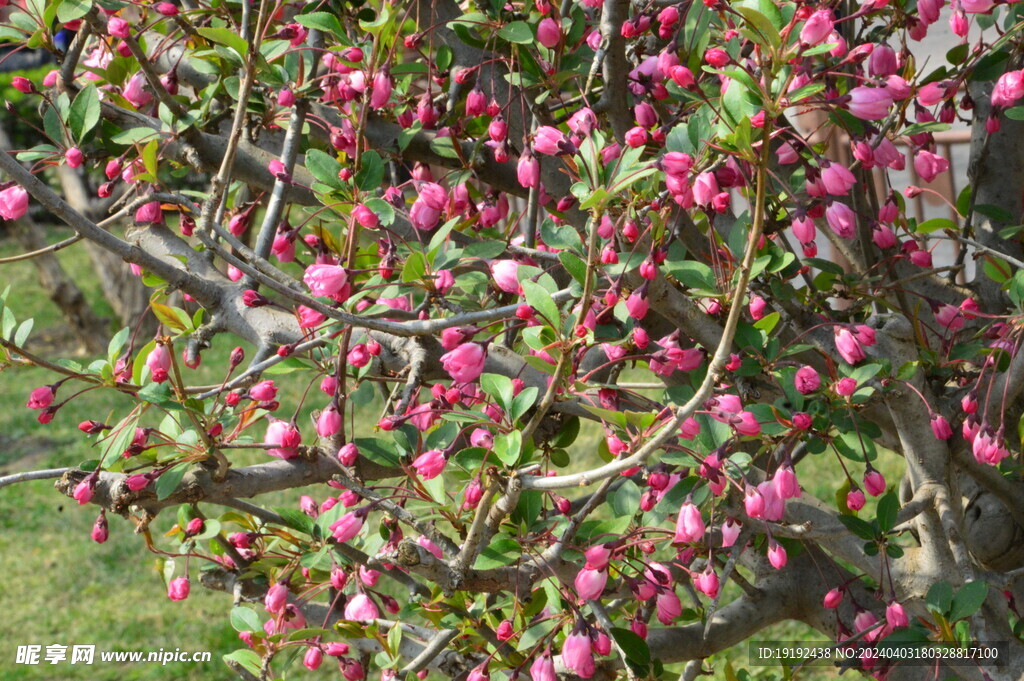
[2,0,1024,678]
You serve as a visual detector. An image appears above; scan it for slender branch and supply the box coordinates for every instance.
[519,119,776,491]
[0,467,71,490]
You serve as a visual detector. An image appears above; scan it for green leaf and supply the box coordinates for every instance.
[272,507,316,535]
[876,491,899,533]
[305,149,343,190]
[550,416,580,448]
[474,536,521,569]
[197,27,249,59]
[493,430,523,467]
[223,649,262,676]
[100,413,140,467]
[926,581,954,616]
[901,121,951,137]
[111,127,160,145]
[480,373,514,411]
[230,606,264,633]
[1006,106,1024,121]
[68,83,100,141]
[295,12,345,36]
[522,280,561,328]
[497,21,534,44]
[609,627,652,669]
[558,251,587,285]
[949,580,989,621]
[356,150,385,192]
[915,217,957,234]
[401,251,427,283]
[734,6,781,49]
[361,197,395,227]
[838,514,877,540]
[56,0,91,22]
[156,462,189,500]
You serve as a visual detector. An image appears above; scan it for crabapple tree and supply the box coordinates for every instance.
[2,0,1024,679]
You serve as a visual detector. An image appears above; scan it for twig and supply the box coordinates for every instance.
[329,469,460,557]
[518,118,776,491]
[399,630,460,675]
[0,234,83,263]
[0,467,71,490]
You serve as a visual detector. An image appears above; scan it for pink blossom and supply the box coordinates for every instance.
[732,411,761,436]
[107,16,130,38]
[821,161,856,195]
[774,465,800,499]
[412,448,446,479]
[530,653,557,681]
[573,567,608,601]
[767,542,787,569]
[265,583,289,614]
[824,588,843,609]
[330,511,364,542]
[27,385,55,409]
[490,260,521,294]
[370,71,392,108]
[303,264,349,296]
[992,70,1024,108]
[848,87,893,120]
[931,414,953,440]
[517,150,540,189]
[0,185,29,221]
[584,544,611,570]
[913,150,949,182]
[674,501,705,543]
[567,108,598,136]
[886,601,909,628]
[440,342,486,383]
[316,405,342,437]
[794,366,820,394]
[135,200,163,224]
[825,202,857,239]
[562,633,595,679]
[265,420,301,459]
[800,10,834,45]
[694,568,720,598]
[123,73,152,108]
[961,0,994,12]
[655,589,682,624]
[744,486,765,518]
[250,380,277,401]
[537,17,561,48]
[847,488,866,511]
[533,126,574,155]
[864,469,886,496]
[146,344,171,383]
[721,518,741,547]
[343,593,379,621]
[692,172,719,206]
[626,291,649,320]
[835,377,858,396]
[835,328,866,364]
[167,577,190,601]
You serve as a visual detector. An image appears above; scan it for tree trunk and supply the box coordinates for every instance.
[8,218,110,355]
[55,165,158,338]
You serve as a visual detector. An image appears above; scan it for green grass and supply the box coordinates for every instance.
[0,227,904,680]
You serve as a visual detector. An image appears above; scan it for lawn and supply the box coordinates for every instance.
[0,226,899,680]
